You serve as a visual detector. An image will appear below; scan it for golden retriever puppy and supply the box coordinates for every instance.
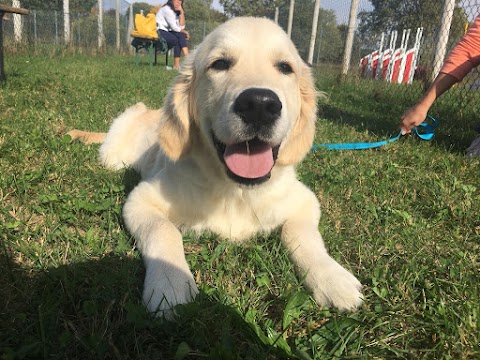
[71,17,362,318]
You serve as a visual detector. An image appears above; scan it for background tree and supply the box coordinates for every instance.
[218,0,344,64]
[132,2,153,16]
[276,1,343,64]
[21,0,96,12]
[358,0,468,51]
[219,0,286,18]
[314,10,344,64]
[183,0,227,46]
[184,0,216,22]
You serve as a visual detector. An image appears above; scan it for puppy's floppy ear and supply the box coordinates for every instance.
[277,65,318,166]
[158,55,197,161]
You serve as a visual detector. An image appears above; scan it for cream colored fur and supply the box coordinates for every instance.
[85,17,362,318]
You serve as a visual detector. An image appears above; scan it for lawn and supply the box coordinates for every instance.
[1,54,479,359]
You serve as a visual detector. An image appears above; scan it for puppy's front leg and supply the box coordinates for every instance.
[123,181,198,319]
[281,190,363,311]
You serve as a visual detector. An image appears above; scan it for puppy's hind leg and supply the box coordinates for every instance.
[99,103,161,171]
[67,130,107,144]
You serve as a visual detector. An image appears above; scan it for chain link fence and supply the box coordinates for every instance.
[2,0,218,54]
[4,0,127,53]
[348,0,479,113]
[274,0,370,66]
[261,0,479,121]
[2,0,479,114]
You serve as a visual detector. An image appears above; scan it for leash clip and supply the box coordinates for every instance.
[413,114,438,140]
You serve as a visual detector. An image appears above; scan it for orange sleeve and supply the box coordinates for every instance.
[440,15,480,81]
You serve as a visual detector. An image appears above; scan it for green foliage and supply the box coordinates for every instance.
[72,12,126,49]
[183,0,227,46]
[358,0,468,47]
[22,0,96,12]
[184,0,226,22]
[278,5,344,63]
[219,0,286,18]
[132,2,154,16]
[0,55,479,359]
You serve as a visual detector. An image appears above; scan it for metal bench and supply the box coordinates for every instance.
[131,35,171,67]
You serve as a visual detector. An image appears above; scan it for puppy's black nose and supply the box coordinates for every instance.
[233,88,282,128]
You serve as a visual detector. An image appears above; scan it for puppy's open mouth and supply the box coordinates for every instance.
[213,134,280,185]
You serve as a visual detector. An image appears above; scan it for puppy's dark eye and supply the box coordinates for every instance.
[210,59,232,71]
[276,61,293,75]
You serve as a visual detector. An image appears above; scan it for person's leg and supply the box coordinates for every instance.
[158,30,178,49]
[173,57,181,69]
[177,32,189,57]
[172,45,182,69]
[158,30,179,68]
[172,32,188,69]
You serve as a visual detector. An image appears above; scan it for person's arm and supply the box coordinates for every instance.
[177,6,185,27]
[400,73,458,134]
[181,28,190,41]
[163,7,183,32]
[174,3,189,40]
[400,15,480,134]
[440,15,480,80]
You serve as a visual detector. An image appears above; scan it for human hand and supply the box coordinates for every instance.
[174,0,183,12]
[400,104,429,135]
[183,30,190,41]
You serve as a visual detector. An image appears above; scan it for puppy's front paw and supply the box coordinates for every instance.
[307,257,363,311]
[142,261,199,320]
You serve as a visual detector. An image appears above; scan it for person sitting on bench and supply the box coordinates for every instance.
[156,0,190,70]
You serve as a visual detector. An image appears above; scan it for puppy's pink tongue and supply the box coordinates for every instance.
[224,141,274,179]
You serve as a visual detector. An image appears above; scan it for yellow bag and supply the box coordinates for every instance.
[131,13,158,39]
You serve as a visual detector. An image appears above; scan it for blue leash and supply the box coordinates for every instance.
[311,115,439,151]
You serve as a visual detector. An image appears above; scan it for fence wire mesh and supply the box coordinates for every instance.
[4,1,130,53]
[242,0,477,119]
[347,0,480,115]
[2,0,479,116]
[2,0,223,54]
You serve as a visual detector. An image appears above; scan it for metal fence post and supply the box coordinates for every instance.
[77,14,80,46]
[307,0,321,65]
[116,0,120,51]
[341,0,359,78]
[97,0,104,48]
[63,0,70,45]
[12,0,22,43]
[430,0,455,83]
[55,10,58,45]
[287,0,294,39]
[316,19,323,65]
[127,3,133,48]
[33,10,37,44]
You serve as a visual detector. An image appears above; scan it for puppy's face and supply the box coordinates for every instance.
[159,17,317,185]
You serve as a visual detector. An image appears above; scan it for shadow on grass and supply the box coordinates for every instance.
[319,102,397,135]
[316,77,478,155]
[321,101,479,155]
[0,249,290,359]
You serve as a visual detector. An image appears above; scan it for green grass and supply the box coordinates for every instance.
[1,54,479,359]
